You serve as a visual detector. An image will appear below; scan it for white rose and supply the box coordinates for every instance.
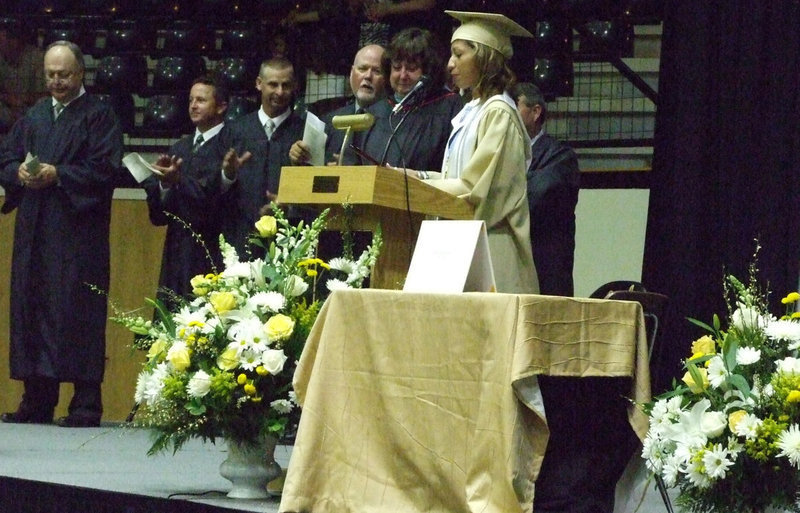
[186,370,212,398]
[700,410,727,439]
[261,349,288,374]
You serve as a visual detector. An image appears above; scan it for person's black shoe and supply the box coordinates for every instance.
[1,410,53,424]
[55,415,101,428]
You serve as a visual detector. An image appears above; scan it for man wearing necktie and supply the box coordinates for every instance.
[0,40,123,428]
[216,57,307,254]
[142,75,228,306]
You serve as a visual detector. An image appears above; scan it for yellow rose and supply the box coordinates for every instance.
[147,338,168,361]
[728,410,747,432]
[166,342,192,372]
[255,215,278,238]
[788,390,800,404]
[265,314,295,341]
[217,346,239,370]
[190,274,210,296]
[210,291,237,313]
[682,367,709,394]
[690,335,716,357]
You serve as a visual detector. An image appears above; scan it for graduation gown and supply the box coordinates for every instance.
[143,133,224,301]
[216,109,306,254]
[348,90,462,172]
[0,94,123,382]
[432,93,539,294]
[527,133,580,296]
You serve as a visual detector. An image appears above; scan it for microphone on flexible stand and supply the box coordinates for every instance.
[380,75,431,166]
[391,74,431,116]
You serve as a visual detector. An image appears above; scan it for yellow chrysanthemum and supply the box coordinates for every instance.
[256,366,268,376]
[787,390,800,403]
[237,373,247,385]
[244,384,257,396]
[782,292,800,304]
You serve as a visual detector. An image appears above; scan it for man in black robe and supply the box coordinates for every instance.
[216,58,307,255]
[0,41,123,427]
[515,82,579,297]
[143,75,228,304]
[289,43,387,166]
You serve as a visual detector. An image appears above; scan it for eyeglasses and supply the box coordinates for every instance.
[45,70,77,82]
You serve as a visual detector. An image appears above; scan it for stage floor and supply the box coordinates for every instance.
[0,422,676,513]
[0,422,291,512]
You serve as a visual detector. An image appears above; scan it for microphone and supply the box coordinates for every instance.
[391,75,431,115]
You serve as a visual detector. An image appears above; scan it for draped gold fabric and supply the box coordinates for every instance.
[280,290,650,513]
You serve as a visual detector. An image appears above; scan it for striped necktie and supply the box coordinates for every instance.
[192,133,204,153]
[54,103,64,119]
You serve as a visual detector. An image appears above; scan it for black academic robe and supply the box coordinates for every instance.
[143,133,224,302]
[348,90,463,172]
[0,94,123,382]
[216,109,306,254]
[527,133,580,296]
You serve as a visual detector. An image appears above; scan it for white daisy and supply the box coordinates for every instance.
[736,346,761,366]
[270,399,294,414]
[702,443,734,479]
[777,424,800,468]
[707,356,728,388]
[766,319,800,348]
[249,291,286,313]
[326,278,351,292]
[327,257,356,274]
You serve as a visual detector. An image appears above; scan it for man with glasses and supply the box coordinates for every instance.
[0,40,123,428]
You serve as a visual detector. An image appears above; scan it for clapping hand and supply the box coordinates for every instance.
[151,154,183,186]
[222,148,252,181]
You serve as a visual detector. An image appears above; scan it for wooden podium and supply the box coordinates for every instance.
[277,166,474,289]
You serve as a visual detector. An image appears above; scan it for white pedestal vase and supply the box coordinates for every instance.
[219,436,282,499]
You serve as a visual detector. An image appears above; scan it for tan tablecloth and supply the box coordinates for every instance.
[279,289,650,513]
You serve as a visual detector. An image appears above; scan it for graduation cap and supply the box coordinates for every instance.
[446,10,533,59]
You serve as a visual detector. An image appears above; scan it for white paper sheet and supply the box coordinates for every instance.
[122,152,164,183]
[302,111,327,166]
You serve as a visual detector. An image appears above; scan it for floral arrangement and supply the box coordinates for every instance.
[114,206,381,455]
[642,257,800,513]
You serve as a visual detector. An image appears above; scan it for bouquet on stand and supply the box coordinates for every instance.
[642,257,800,513]
[114,206,381,455]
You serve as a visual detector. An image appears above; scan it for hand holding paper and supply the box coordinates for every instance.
[302,111,327,166]
[24,153,40,176]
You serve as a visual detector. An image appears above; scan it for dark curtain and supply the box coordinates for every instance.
[643,1,800,394]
